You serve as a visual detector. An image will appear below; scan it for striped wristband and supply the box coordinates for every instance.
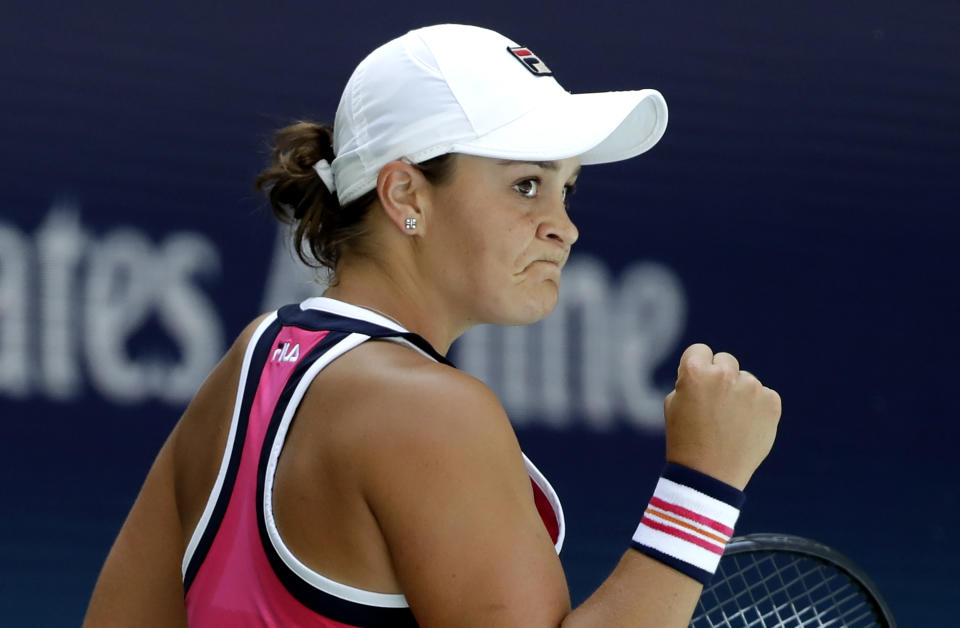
[630,463,746,585]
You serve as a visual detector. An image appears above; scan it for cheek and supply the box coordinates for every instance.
[456,215,528,269]
[480,223,531,278]
[428,187,538,296]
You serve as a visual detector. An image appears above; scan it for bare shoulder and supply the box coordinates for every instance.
[172,313,274,532]
[180,312,272,418]
[303,335,531,524]
[312,338,519,463]
[310,339,569,625]
[174,312,273,437]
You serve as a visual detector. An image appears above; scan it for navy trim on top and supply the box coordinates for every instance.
[661,463,746,509]
[255,328,419,627]
[183,316,283,593]
[278,304,454,368]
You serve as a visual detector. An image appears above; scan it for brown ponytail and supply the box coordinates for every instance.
[255,121,375,272]
[256,121,456,274]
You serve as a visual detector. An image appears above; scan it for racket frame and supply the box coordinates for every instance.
[694,532,897,628]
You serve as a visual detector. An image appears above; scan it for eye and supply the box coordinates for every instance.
[512,178,540,198]
[562,182,577,207]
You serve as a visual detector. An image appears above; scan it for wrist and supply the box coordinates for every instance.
[630,463,745,585]
[664,456,750,491]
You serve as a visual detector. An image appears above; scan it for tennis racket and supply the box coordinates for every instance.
[690,533,896,627]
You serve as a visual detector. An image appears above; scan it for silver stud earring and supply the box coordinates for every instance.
[405,218,417,230]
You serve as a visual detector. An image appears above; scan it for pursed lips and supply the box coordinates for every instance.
[522,254,567,272]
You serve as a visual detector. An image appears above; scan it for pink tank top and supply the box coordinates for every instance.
[181,298,565,627]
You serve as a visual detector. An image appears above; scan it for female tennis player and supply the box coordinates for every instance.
[84,24,780,627]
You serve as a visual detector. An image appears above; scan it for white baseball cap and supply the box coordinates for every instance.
[325,24,668,205]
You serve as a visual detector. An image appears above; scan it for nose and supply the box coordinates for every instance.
[539,202,579,248]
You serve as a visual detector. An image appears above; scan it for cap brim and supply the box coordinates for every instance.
[448,88,667,165]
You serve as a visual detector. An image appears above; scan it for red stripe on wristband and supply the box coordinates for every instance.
[648,496,735,537]
[645,508,730,545]
[640,515,726,555]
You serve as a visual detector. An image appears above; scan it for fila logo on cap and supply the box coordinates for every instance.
[507,46,553,76]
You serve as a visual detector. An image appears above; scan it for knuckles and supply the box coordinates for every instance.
[678,356,740,390]
[674,344,781,420]
[761,386,783,417]
[673,345,781,418]
[734,370,762,394]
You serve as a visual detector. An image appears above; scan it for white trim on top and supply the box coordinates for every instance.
[523,453,566,553]
[301,296,436,361]
[181,311,279,579]
[300,297,408,332]
[261,332,410,608]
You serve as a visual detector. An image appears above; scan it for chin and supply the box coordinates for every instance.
[497,282,561,326]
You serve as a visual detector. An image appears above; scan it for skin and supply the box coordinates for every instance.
[331,155,582,352]
[84,154,781,627]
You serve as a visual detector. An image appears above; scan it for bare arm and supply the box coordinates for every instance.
[362,343,779,627]
[565,344,781,627]
[82,432,188,628]
[83,315,265,627]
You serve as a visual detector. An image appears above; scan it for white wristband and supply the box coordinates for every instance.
[630,464,745,584]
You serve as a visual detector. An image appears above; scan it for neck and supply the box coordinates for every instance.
[322,256,468,355]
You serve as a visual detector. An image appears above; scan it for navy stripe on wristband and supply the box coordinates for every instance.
[660,463,746,510]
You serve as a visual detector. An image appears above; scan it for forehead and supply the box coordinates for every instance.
[457,155,581,177]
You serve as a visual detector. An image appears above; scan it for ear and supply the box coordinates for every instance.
[376,160,429,236]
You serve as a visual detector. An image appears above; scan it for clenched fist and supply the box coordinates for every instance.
[664,343,781,490]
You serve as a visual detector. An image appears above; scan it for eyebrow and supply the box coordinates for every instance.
[496,159,559,171]
[496,159,581,177]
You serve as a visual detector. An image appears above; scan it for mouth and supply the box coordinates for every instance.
[514,252,568,277]
[532,252,567,268]
[520,258,565,275]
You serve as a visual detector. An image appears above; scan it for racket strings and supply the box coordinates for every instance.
[691,552,883,627]
[706,554,834,626]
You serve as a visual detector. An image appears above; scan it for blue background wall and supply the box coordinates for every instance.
[1,2,958,625]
